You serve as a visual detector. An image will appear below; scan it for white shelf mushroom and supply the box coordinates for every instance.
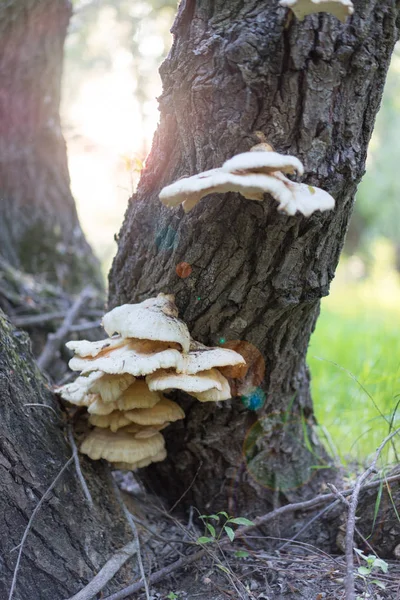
[102,294,191,353]
[80,427,166,466]
[279,0,354,22]
[181,340,246,374]
[146,367,231,398]
[159,145,335,218]
[68,340,184,376]
[66,336,128,358]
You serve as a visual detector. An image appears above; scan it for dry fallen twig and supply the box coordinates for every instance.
[11,309,103,328]
[111,475,151,600]
[344,427,400,600]
[65,540,139,600]
[37,287,94,371]
[102,547,206,600]
[326,483,376,557]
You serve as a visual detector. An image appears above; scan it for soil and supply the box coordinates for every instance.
[115,474,400,600]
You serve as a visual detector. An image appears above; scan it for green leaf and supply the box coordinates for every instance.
[206,523,216,537]
[354,548,367,560]
[371,579,386,589]
[218,511,229,519]
[224,526,235,542]
[308,185,316,195]
[197,536,214,544]
[235,550,249,558]
[373,558,388,573]
[167,593,178,600]
[228,517,254,526]
[358,566,370,576]
[207,514,220,522]
[216,564,230,574]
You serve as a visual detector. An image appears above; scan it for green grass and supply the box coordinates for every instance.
[308,241,400,465]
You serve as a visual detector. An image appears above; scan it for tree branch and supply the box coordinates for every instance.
[344,427,400,600]
[37,287,94,371]
[64,540,139,600]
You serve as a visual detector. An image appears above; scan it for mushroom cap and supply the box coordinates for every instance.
[56,372,105,404]
[250,142,274,153]
[274,173,335,216]
[87,395,118,415]
[180,340,246,374]
[191,370,232,402]
[69,339,184,376]
[160,169,295,213]
[116,379,162,411]
[134,427,163,439]
[90,373,135,403]
[222,151,304,176]
[57,372,135,404]
[88,411,132,432]
[111,447,167,471]
[66,336,127,358]
[279,0,354,22]
[121,423,169,434]
[125,397,185,425]
[80,427,165,463]
[102,294,191,353]
[146,367,228,394]
[159,169,221,207]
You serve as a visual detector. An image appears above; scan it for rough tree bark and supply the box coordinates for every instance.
[0,0,102,292]
[0,311,132,599]
[109,0,400,526]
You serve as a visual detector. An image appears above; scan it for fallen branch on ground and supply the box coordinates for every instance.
[111,475,151,600]
[11,309,103,328]
[65,540,139,600]
[344,427,400,600]
[37,287,94,371]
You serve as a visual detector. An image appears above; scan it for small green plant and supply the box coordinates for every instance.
[196,511,254,545]
[355,548,388,598]
[166,592,179,600]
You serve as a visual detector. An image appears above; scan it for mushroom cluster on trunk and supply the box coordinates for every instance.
[57,294,246,471]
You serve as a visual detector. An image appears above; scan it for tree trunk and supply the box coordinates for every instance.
[0,0,102,292]
[0,310,134,599]
[109,0,399,521]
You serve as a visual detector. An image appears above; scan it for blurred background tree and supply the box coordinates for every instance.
[62,0,176,273]
[346,45,400,270]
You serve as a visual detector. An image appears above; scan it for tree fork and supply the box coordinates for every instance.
[109,0,400,519]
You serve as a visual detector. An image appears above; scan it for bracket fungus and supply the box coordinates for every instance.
[58,294,246,471]
[159,143,335,217]
[102,294,191,353]
[69,340,184,376]
[80,428,166,464]
[279,0,354,22]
